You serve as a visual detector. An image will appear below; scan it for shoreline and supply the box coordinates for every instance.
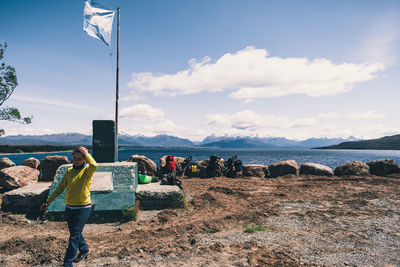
[0,150,72,156]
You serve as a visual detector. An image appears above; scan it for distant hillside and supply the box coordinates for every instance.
[315,134,400,150]
[200,138,277,149]
[0,133,195,147]
[0,133,91,145]
[0,144,77,154]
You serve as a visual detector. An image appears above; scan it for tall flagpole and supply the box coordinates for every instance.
[115,7,120,161]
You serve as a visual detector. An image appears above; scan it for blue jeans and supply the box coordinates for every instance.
[63,207,91,267]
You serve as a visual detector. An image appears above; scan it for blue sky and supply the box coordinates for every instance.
[1,0,399,141]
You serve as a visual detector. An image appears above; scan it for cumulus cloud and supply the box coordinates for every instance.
[120,117,206,140]
[119,104,164,121]
[128,46,385,102]
[206,110,318,132]
[346,110,386,120]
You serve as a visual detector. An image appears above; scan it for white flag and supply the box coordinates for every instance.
[83,0,115,46]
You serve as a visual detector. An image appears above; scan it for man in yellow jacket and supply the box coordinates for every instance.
[41,146,98,267]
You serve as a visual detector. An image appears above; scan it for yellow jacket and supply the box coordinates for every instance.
[47,153,98,206]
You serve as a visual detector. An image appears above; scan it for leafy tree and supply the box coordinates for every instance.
[0,42,32,136]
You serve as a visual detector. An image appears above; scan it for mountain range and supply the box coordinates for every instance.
[0,132,359,149]
[198,134,359,149]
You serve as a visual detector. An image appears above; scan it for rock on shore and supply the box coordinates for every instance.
[21,157,40,169]
[269,160,299,177]
[0,166,40,191]
[367,158,400,176]
[334,161,370,176]
[300,163,334,177]
[243,165,268,178]
[159,155,186,176]
[127,155,158,176]
[0,157,15,170]
[39,156,69,181]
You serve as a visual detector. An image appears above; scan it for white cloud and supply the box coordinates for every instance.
[128,46,384,102]
[119,104,164,121]
[121,92,144,102]
[346,110,386,120]
[121,118,207,141]
[317,112,339,119]
[206,110,318,132]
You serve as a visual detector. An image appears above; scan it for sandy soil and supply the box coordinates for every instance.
[0,174,399,267]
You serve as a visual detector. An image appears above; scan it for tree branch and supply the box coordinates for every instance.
[0,107,32,124]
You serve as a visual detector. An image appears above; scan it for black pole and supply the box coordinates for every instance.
[115,7,120,161]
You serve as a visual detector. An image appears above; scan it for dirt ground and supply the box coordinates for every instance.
[0,174,399,267]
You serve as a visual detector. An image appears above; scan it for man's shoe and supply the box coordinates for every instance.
[73,250,89,263]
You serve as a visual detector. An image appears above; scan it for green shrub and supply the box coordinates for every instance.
[121,202,139,223]
[243,222,266,233]
[171,191,191,209]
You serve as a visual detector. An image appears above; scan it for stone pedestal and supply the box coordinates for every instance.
[48,162,138,222]
[1,182,51,214]
[136,183,184,210]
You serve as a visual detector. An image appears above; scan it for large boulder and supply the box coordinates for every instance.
[1,182,51,214]
[367,159,400,176]
[196,159,210,178]
[334,161,370,176]
[159,155,186,176]
[126,155,158,176]
[0,166,40,191]
[193,158,225,178]
[21,157,40,169]
[39,155,69,181]
[243,164,268,178]
[300,163,334,177]
[269,160,299,178]
[184,162,201,178]
[0,157,15,170]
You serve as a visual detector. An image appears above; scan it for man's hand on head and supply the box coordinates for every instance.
[76,146,88,155]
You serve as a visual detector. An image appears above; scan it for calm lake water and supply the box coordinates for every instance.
[4,147,400,169]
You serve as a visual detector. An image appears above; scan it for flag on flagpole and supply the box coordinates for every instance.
[83,0,115,46]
